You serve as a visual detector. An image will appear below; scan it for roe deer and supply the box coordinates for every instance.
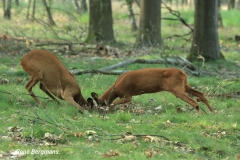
[21,49,92,113]
[91,68,214,113]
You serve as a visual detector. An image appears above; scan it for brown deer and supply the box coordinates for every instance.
[21,49,93,113]
[91,68,214,113]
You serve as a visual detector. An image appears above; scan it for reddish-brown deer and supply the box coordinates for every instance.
[21,49,92,113]
[91,68,214,113]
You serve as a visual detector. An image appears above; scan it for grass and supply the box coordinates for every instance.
[1,2,240,159]
[1,66,240,159]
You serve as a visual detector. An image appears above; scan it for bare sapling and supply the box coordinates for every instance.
[21,49,93,113]
[91,68,214,113]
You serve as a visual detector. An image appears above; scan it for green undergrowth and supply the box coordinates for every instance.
[0,57,240,159]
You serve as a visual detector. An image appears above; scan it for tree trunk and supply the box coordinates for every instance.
[15,0,19,6]
[218,0,223,28]
[135,0,163,48]
[42,0,56,26]
[73,0,88,14]
[86,0,115,44]
[127,0,138,32]
[3,0,11,19]
[80,0,88,12]
[73,0,81,14]
[32,0,36,20]
[228,0,235,10]
[134,0,140,7]
[189,0,223,61]
[26,0,32,19]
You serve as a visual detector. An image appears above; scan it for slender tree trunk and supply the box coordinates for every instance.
[73,0,88,14]
[127,0,138,32]
[80,0,88,12]
[32,0,36,20]
[73,0,81,14]
[42,0,56,26]
[228,0,235,10]
[26,0,32,19]
[3,0,11,19]
[189,0,223,60]
[218,0,223,28]
[135,0,163,48]
[15,0,19,6]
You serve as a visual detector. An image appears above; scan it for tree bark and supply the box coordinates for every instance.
[26,0,32,19]
[135,0,163,48]
[86,0,115,44]
[218,0,223,28]
[32,0,36,20]
[189,0,223,61]
[73,0,81,14]
[127,0,138,32]
[73,0,88,14]
[228,0,235,10]
[3,0,11,19]
[42,0,56,26]
[80,0,88,12]
[15,0,19,6]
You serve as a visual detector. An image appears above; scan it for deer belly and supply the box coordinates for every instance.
[131,87,161,95]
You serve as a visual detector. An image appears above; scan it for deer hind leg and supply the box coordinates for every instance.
[39,83,60,104]
[185,85,214,112]
[25,76,42,104]
[170,88,201,112]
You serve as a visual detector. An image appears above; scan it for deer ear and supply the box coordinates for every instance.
[87,98,94,109]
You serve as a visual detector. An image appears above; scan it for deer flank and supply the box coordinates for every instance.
[91,68,214,113]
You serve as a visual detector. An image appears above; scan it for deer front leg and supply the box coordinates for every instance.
[171,91,201,112]
[111,96,132,107]
[64,96,85,114]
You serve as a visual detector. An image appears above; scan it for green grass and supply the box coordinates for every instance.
[1,65,240,159]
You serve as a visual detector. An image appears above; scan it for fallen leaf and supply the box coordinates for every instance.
[85,130,97,135]
[74,132,84,138]
[116,135,136,144]
[142,136,160,143]
[8,126,23,132]
[102,149,120,158]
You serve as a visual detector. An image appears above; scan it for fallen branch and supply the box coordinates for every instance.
[70,69,124,75]
[100,133,169,141]
[100,56,196,71]
[72,56,196,76]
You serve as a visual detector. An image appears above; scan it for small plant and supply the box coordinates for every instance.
[116,111,132,123]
